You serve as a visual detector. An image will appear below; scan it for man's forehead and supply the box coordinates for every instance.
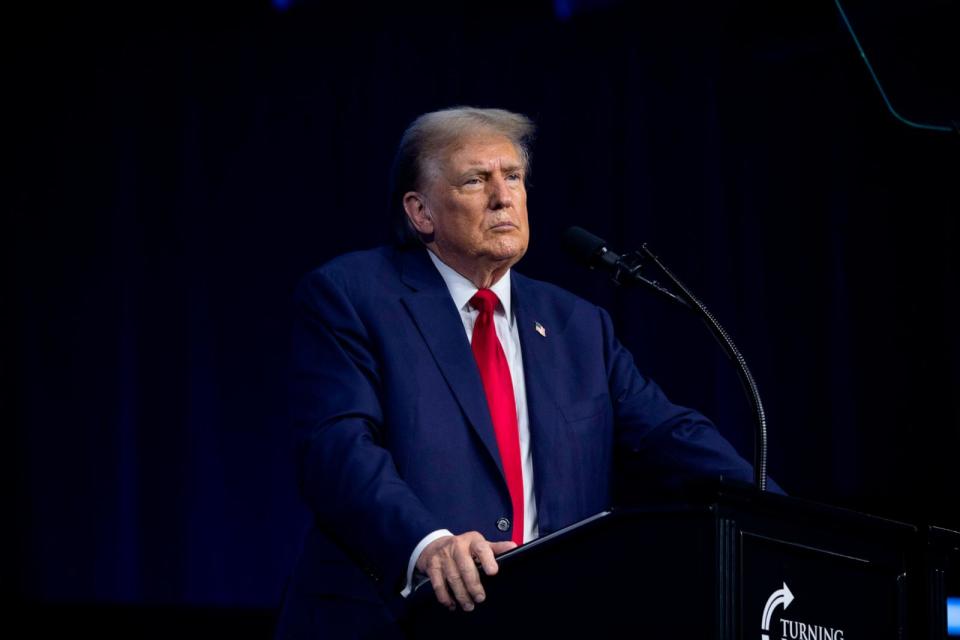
[444,136,522,167]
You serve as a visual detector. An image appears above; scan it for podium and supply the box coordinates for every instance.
[404,482,916,639]
[919,525,960,640]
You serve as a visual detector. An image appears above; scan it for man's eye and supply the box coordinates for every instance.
[507,173,522,181]
[464,177,482,185]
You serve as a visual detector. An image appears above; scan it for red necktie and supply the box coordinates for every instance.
[470,289,524,546]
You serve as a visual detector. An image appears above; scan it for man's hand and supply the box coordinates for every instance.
[415,531,517,612]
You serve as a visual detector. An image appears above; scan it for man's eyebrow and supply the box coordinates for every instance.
[455,162,524,179]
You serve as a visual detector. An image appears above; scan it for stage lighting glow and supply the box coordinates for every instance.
[948,597,960,636]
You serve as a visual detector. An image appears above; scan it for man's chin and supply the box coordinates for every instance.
[488,245,527,266]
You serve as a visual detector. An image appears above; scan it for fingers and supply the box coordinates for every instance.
[456,542,486,608]
[446,555,477,611]
[426,562,455,611]
[421,534,476,612]
[489,540,518,555]
[418,531,511,612]
[472,539,501,577]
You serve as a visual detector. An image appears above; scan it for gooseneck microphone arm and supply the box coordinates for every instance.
[638,244,769,492]
[562,226,769,492]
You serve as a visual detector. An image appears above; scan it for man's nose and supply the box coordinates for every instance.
[488,174,514,210]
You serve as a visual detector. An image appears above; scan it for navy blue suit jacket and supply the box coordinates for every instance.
[276,244,772,638]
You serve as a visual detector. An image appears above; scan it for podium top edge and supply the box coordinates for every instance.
[617,477,919,536]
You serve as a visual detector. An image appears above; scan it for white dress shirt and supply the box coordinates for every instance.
[400,250,539,596]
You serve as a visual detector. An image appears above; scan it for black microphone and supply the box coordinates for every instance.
[562,226,689,308]
[562,226,621,270]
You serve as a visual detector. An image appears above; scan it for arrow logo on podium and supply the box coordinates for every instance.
[761,582,795,640]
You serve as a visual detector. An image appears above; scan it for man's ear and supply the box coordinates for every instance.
[403,192,434,235]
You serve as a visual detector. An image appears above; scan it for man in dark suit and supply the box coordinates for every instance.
[276,107,776,639]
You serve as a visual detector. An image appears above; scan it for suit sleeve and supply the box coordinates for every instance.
[598,306,785,494]
[290,270,444,591]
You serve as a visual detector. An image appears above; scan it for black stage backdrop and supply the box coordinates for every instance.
[5,0,958,633]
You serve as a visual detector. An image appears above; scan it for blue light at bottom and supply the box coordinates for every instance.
[948,597,960,636]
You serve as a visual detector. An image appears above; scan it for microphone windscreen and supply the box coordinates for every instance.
[562,226,607,266]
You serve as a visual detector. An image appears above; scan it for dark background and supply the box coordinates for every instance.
[5,0,958,635]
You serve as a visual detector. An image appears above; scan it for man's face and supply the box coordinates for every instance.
[412,133,529,274]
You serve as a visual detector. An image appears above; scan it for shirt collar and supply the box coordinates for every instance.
[426,249,512,319]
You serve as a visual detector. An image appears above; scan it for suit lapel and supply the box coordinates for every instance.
[397,248,505,480]
[512,274,574,535]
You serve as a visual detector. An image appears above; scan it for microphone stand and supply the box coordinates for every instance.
[610,245,769,492]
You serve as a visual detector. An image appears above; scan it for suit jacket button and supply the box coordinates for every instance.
[496,517,511,532]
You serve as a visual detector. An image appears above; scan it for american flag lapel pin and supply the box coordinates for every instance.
[534,322,546,337]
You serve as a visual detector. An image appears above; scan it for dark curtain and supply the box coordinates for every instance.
[6,0,958,618]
